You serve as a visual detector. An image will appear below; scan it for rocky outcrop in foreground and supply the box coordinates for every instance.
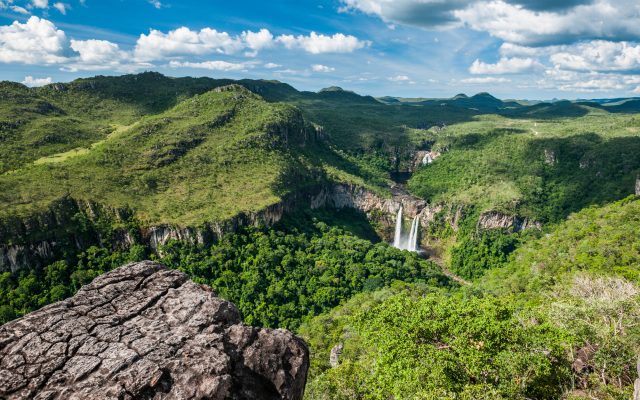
[0,261,309,399]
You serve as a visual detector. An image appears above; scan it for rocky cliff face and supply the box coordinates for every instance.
[410,151,441,171]
[0,182,538,273]
[0,197,135,273]
[0,261,309,400]
[477,211,541,232]
[314,184,463,231]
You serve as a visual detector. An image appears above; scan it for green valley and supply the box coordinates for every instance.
[1,73,639,400]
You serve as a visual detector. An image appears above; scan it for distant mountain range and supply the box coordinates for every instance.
[377,92,640,113]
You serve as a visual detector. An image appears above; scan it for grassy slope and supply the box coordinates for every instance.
[0,73,237,173]
[0,86,326,225]
[0,73,485,228]
[408,111,640,222]
[3,73,640,223]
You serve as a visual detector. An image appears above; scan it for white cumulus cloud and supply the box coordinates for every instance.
[52,2,68,14]
[169,60,255,71]
[11,5,30,14]
[311,64,335,72]
[388,74,413,82]
[538,68,640,93]
[277,32,369,54]
[460,77,511,84]
[341,0,640,46]
[389,75,409,81]
[470,57,541,74]
[31,0,48,8]
[456,0,640,46]
[0,17,370,77]
[549,41,640,72]
[242,29,274,56]
[70,39,126,64]
[21,75,52,87]
[134,27,245,61]
[0,16,67,64]
[133,27,288,60]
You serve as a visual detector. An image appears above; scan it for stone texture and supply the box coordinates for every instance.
[329,344,343,368]
[477,211,541,232]
[0,261,308,400]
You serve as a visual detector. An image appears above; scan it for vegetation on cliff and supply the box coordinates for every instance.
[408,113,640,223]
[0,215,452,328]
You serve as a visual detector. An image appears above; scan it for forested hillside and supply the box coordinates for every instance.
[302,197,640,399]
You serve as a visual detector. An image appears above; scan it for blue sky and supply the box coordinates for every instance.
[1,0,640,99]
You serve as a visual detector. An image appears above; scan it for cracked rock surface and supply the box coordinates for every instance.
[0,261,309,400]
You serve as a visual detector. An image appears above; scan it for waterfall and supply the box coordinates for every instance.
[392,207,420,252]
[393,206,403,248]
[407,217,419,252]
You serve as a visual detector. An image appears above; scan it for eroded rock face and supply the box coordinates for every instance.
[0,261,309,400]
[477,211,541,232]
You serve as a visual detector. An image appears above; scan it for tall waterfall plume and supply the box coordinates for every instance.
[392,207,420,252]
[393,206,403,248]
[407,216,419,252]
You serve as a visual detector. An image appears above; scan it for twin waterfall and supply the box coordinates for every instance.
[392,206,420,252]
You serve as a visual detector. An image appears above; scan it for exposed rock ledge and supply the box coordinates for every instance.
[477,211,541,232]
[0,261,309,400]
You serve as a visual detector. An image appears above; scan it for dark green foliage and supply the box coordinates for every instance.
[0,86,329,224]
[450,229,521,280]
[484,196,640,294]
[157,223,451,330]
[0,221,451,329]
[302,197,640,400]
[408,116,640,223]
[0,245,147,323]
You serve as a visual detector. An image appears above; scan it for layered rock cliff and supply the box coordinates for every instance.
[477,211,541,232]
[0,261,309,400]
[0,181,539,273]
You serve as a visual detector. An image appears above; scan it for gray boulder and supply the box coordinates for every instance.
[0,261,308,399]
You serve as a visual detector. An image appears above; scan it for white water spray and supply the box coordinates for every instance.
[392,207,420,252]
[407,216,419,252]
[393,206,403,248]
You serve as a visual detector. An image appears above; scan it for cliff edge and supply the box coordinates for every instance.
[0,261,309,399]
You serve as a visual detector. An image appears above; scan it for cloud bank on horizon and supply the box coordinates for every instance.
[0,0,639,98]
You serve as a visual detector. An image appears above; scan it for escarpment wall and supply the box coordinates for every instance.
[0,183,537,273]
[0,197,138,273]
[477,211,541,232]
